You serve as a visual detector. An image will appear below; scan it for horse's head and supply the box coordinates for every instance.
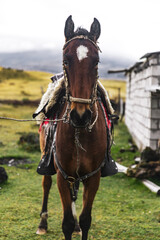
[63,15,101,128]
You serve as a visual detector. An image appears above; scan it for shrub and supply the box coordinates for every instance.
[18,132,40,152]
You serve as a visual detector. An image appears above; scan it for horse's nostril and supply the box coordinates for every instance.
[82,109,91,122]
[70,109,91,127]
[70,109,78,122]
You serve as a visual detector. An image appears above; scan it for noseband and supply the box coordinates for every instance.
[62,36,100,131]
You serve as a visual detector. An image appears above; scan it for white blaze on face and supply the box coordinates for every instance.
[76,45,88,61]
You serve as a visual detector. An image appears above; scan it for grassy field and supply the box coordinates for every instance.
[0,67,126,102]
[100,79,126,101]
[0,68,52,100]
[0,68,160,240]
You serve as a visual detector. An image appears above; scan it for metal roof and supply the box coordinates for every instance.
[140,51,160,59]
[108,51,160,75]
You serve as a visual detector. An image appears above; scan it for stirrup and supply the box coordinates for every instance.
[37,154,56,176]
[101,155,118,177]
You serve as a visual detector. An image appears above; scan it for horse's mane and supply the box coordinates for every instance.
[74,27,89,37]
[74,27,94,41]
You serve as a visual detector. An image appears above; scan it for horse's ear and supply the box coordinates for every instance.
[90,18,101,42]
[64,15,74,41]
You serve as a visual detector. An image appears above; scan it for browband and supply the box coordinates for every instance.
[63,35,101,52]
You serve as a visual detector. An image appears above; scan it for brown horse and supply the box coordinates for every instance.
[37,16,108,240]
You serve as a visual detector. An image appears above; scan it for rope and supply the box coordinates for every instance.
[0,116,65,123]
[87,102,99,132]
[69,96,92,104]
[63,35,101,52]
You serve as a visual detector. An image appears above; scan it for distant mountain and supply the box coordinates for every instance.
[0,50,62,74]
[0,50,133,79]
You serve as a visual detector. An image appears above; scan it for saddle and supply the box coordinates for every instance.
[34,74,118,177]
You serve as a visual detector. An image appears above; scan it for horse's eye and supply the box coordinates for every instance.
[94,61,99,68]
[63,60,69,67]
[93,58,99,68]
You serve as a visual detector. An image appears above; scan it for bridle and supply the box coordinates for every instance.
[62,35,100,131]
[52,36,107,196]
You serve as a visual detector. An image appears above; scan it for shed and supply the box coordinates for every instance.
[108,51,160,150]
[125,52,160,150]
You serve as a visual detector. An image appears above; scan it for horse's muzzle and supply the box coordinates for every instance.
[70,109,92,128]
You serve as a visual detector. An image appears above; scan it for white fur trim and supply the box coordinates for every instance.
[35,82,56,115]
[34,76,64,124]
[45,77,65,113]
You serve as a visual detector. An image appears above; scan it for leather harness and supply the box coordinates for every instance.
[51,36,118,200]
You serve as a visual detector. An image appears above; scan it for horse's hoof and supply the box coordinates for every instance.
[36,228,47,235]
[74,224,81,234]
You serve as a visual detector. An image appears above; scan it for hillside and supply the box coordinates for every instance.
[0,67,52,101]
[0,50,133,79]
[0,67,126,102]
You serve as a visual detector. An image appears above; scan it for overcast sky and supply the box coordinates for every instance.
[0,0,160,61]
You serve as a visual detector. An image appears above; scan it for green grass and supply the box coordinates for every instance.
[0,68,160,240]
[0,105,160,239]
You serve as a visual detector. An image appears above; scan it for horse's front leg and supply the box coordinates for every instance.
[36,175,52,235]
[79,172,101,240]
[57,171,75,240]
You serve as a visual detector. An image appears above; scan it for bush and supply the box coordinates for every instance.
[0,67,30,80]
[18,132,40,152]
